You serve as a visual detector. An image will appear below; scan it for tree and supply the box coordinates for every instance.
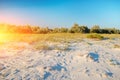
[79,26,90,33]
[60,27,68,33]
[53,28,60,33]
[90,25,101,33]
[69,24,89,33]
[70,23,80,33]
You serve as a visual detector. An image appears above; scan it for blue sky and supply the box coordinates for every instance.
[0,0,120,28]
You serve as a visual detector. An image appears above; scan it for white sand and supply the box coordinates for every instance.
[0,39,120,80]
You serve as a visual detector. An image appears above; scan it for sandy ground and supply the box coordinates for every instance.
[0,38,120,80]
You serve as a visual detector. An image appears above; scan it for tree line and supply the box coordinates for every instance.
[0,23,120,34]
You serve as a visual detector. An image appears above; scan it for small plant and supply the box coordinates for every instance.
[34,43,51,50]
[87,34,104,40]
[54,44,71,51]
[114,44,120,48]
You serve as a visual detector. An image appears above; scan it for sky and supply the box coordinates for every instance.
[0,0,120,28]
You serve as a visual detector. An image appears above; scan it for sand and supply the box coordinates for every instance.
[0,38,120,80]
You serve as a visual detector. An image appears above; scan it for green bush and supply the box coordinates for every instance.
[87,34,104,40]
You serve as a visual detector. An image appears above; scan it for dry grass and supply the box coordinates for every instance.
[101,34,120,39]
[0,33,120,43]
[114,44,120,48]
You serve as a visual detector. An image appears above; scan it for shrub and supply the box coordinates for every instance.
[87,34,104,40]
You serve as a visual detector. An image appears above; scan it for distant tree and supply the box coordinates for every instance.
[52,28,60,33]
[68,29,75,33]
[0,23,119,34]
[60,27,68,33]
[69,24,90,33]
[90,25,101,33]
[100,29,109,34]
[31,26,40,33]
[79,26,90,33]
[70,23,80,33]
[39,27,49,34]
[115,29,120,34]
[17,25,32,33]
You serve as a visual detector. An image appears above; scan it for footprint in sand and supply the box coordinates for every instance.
[44,71,51,80]
[105,71,113,78]
[51,64,67,71]
[87,52,99,62]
